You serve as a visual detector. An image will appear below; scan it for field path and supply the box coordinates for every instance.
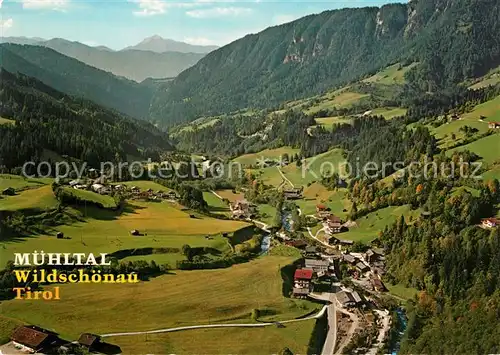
[277,167,295,188]
[100,305,328,338]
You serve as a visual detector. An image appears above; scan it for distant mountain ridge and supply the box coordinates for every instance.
[0,36,212,82]
[0,43,153,119]
[124,35,219,54]
[149,0,500,127]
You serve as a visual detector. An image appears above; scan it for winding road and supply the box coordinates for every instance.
[100,306,328,338]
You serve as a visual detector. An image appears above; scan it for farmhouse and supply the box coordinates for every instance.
[10,326,59,354]
[283,187,303,200]
[78,333,101,351]
[91,183,104,193]
[482,218,499,228]
[2,187,15,196]
[488,122,500,129]
[336,291,357,308]
[326,215,342,234]
[69,180,80,187]
[365,248,384,263]
[356,262,370,273]
[230,199,255,219]
[294,268,313,289]
[342,254,357,265]
[316,204,331,219]
[293,287,310,299]
[304,259,329,274]
[304,246,319,257]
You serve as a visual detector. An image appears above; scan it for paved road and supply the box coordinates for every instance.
[100,305,328,338]
[321,293,338,355]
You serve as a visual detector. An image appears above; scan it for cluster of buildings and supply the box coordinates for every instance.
[292,247,333,298]
[229,199,257,220]
[67,179,177,201]
[7,325,102,354]
[342,248,387,292]
[316,204,344,234]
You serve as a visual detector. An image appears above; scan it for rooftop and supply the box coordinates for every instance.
[294,268,314,280]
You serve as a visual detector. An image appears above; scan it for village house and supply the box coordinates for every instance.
[482,218,499,228]
[325,215,342,234]
[305,259,329,275]
[316,204,331,219]
[449,113,460,121]
[292,287,310,299]
[488,122,500,129]
[78,333,101,351]
[364,248,385,263]
[342,253,357,265]
[283,187,303,200]
[294,268,313,289]
[69,180,80,187]
[230,199,255,219]
[356,262,370,274]
[10,326,60,354]
[91,183,104,193]
[330,236,354,247]
[304,245,319,257]
[336,290,362,308]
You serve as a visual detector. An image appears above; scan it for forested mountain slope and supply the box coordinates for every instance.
[40,39,206,82]
[0,69,173,169]
[150,0,500,127]
[0,44,153,119]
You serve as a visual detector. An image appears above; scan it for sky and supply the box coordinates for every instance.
[0,0,403,49]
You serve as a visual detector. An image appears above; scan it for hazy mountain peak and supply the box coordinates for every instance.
[123,36,218,54]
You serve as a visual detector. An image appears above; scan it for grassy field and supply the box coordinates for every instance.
[339,205,421,243]
[0,256,319,341]
[483,165,500,181]
[305,91,369,114]
[0,315,23,345]
[0,174,52,191]
[0,185,59,212]
[281,149,347,187]
[372,107,407,120]
[468,65,500,89]
[105,319,317,355]
[203,191,230,214]
[0,201,249,268]
[214,189,244,202]
[297,185,351,219]
[386,283,419,301]
[120,180,172,192]
[62,187,117,209]
[430,96,500,148]
[314,116,353,130]
[257,203,277,225]
[0,117,15,125]
[233,147,300,166]
[362,63,418,85]
[448,133,500,165]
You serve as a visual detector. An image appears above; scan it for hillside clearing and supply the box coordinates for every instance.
[105,319,317,355]
[0,256,318,341]
[233,147,300,166]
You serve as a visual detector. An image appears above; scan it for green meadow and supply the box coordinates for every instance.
[234,146,300,167]
[362,63,418,85]
[339,205,421,243]
[448,133,500,165]
[0,200,249,268]
[0,256,319,343]
[62,187,117,209]
[0,185,58,213]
